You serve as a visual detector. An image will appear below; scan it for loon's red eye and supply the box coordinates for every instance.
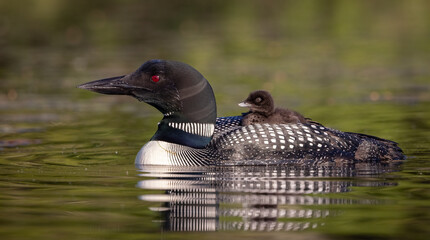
[151,75,160,82]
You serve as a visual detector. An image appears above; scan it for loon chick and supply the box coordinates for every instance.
[239,90,307,125]
[78,59,405,166]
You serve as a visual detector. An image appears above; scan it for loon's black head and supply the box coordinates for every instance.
[238,90,274,115]
[79,59,217,148]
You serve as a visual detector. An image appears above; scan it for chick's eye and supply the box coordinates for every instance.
[255,97,262,103]
[151,75,160,82]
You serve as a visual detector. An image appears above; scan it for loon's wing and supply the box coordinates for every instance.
[212,116,243,140]
[209,119,405,164]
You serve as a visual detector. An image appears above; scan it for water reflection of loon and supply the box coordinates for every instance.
[78,60,405,166]
[137,165,397,232]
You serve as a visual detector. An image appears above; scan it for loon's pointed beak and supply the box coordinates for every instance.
[238,101,252,108]
[78,75,132,95]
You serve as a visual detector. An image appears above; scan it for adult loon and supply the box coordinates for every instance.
[78,59,405,166]
[239,90,308,125]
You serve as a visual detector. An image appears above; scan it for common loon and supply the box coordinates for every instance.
[239,90,308,125]
[78,59,405,166]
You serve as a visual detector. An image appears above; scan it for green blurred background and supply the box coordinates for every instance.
[1,0,429,110]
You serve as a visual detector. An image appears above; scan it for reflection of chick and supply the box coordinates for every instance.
[239,90,308,126]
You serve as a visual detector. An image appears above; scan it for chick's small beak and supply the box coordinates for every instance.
[238,101,252,108]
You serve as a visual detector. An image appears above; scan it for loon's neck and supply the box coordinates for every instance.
[150,113,215,149]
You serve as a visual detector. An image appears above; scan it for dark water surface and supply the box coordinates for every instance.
[1,1,430,239]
